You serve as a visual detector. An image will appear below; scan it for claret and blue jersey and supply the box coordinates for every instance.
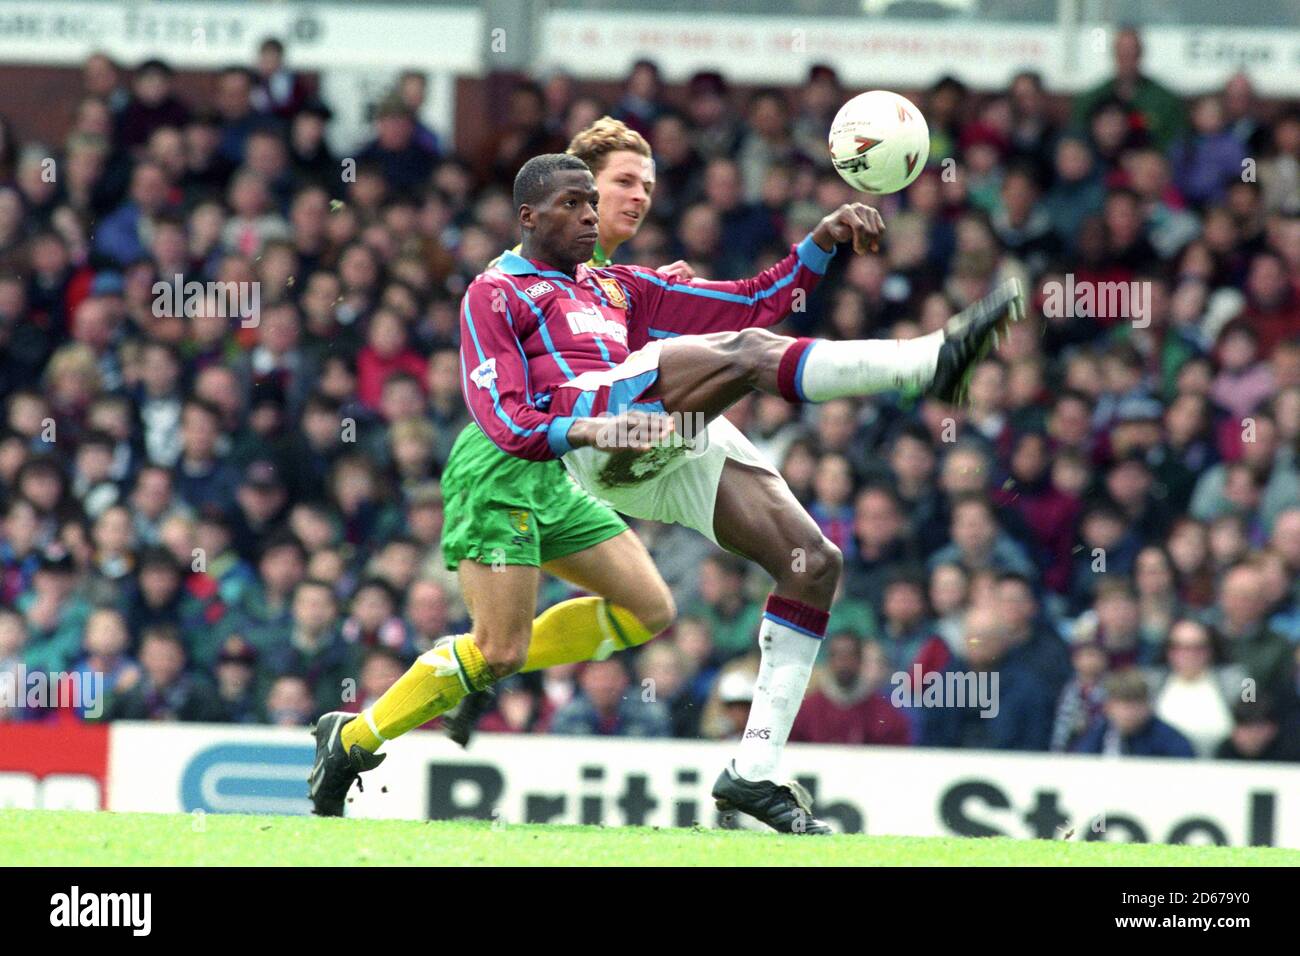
[459,234,834,461]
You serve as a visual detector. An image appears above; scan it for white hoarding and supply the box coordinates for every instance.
[107,723,1300,848]
[0,3,481,72]
[540,13,1300,95]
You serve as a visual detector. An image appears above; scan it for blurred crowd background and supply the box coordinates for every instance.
[0,27,1298,763]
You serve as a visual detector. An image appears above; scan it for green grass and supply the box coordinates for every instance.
[3,810,1298,866]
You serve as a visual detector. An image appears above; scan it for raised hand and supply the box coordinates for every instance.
[812,202,886,255]
[570,410,677,454]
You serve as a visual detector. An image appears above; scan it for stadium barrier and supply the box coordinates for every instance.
[5,722,1298,846]
[1,2,1298,96]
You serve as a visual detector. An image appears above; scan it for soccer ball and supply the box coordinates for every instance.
[828,90,930,195]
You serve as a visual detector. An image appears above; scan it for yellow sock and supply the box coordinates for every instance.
[521,597,654,672]
[341,634,493,753]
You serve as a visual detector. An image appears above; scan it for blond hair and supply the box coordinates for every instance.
[566,116,651,174]
[43,343,102,393]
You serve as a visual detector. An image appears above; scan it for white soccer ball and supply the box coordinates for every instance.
[828,90,930,195]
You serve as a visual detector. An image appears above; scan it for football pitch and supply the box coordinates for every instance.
[2,810,1297,866]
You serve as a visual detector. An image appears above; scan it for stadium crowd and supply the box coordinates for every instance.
[0,29,1298,761]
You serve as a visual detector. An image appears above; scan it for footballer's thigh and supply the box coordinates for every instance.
[655,328,792,420]
[712,458,842,610]
[458,561,540,677]
[542,529,676,635]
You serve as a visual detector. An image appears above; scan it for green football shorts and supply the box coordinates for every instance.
[440,423,628,570]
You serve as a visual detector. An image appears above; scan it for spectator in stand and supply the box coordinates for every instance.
[918,602,1053,751]
[683,553,762,662]
[611,59,664,138]
[212,635,261,723]
[340,578,409,653]
[1073,27,1186,151]
[262,576,359,715]
[1241,251,1300,359]
[809,453,856,561]
[478,673,555,734]
[401,578,449,656]
[844,484,918,610]
[68,606,137,717]
[117,59,190,152]
[83,52,129,116]
[343,647,411,720]
[1170,94,1248,209]
[358,95,438,197]
[549,658,670,738]
[17,548,90,673]
[105,625,224,722]
[356,308,427,411]
[1213,562,1295,705]
[636,641,700,739]
[214,66,269,166]
[395,70,442,156]
[263,673,315,726]
[1215,696,1300,762]
[1258,110,1300,215]
[735,88,806,204]
[996,572,1072,705]
[488,81,563,189]
[875,568,947,679]
[704,667,757,742]
[994,430,1080,593]
[227,532,306,647]
[927,493,1035,579]
[1145,618,1241,757]
[1068,501,1141,614]
[789,632,910,745]
[251,37,312,121]
[1050,624,1110,752]
[92,160,174,266]
[1074,669,1196,758]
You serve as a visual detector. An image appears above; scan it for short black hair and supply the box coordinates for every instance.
[136,58,174,77]
[512,153,589,212]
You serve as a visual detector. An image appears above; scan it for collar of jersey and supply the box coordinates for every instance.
[497,249,585,281]
[498,249,611,278]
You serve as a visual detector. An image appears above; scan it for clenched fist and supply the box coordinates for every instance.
[812,203,886,255]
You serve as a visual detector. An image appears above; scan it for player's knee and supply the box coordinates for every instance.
[804,537,843,593]
[729,327,783,359]
[638,587,676,637]
[728,328,787,384]
[474,627,530,677]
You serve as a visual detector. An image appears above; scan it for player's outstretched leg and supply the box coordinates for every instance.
[655,277,1024,416]
[309,566,534,814]
[706,460,841,835]
[445,530,676,747]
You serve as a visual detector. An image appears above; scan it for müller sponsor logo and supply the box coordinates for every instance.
[49,886,151,936]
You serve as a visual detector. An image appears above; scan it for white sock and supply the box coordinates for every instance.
[733,602,826,781]
[799,330,943,400]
